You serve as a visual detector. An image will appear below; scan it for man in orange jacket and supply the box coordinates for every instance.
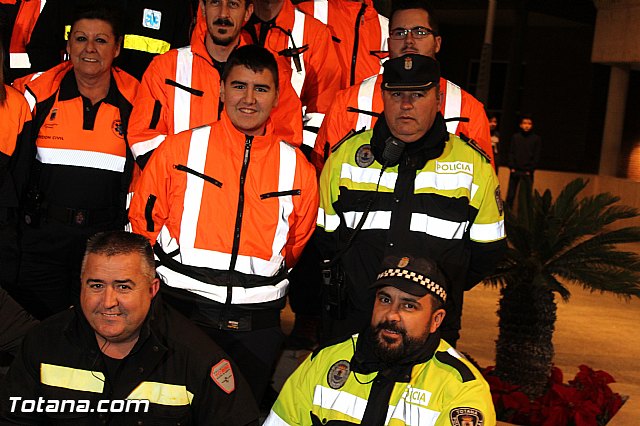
[127,0,303,167]
[296,0,389,88]
[245,0,344,151]
[129,45,318,404]
[311,0,493,174]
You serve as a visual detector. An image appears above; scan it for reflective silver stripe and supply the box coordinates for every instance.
[443,80,462,134]
[180,125,211,259]
[40,0,46,13]
[158,265,288,304]
[470,220,505,242]
[355,75,378,131]
[378,15,389,51]
[317,207,340,231]
[262,410,289,426]
[9,52,31,68]
[342,210,391,230]
[341,163,397,189]
[290,10,306,97]
[174,47,193,133]
[414,170,474,193]
[130,134,166,159]
[409,213,468,240]
[24,89,36,111]
[302,112,325,148]
[311,0,328,24]
[269,142,297,266]
[313,385,368,421]
[386,401,439,426]
[36,147,126,172]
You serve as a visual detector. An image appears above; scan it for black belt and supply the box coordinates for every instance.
[219,308,281,331]
[45,204,116,227]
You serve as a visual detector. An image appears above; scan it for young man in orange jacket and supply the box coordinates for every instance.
[129,45,318,404]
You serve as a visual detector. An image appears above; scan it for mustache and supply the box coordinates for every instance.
[213,18,233,26]
[374,321,406,336]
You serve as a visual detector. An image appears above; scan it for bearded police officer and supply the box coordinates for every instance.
[265,255,495,425]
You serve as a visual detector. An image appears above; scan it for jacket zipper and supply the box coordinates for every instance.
[222,136,254,317]
[350,2,367,86]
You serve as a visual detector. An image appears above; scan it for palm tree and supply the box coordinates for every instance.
[485,178,640,398]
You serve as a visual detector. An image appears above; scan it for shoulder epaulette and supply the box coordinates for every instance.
[311,334,355,360]
[458,132,491,163]
[435,351,477,383]
[331,127,368,154]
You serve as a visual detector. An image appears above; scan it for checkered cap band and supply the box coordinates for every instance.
[376,268,447,302]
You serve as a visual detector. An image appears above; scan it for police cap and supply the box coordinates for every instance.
[371,255,448,303]
[381,54,440,91]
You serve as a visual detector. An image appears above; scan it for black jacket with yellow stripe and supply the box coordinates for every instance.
[0,296,259,425]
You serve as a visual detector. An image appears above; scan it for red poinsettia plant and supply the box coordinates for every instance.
[483,365,625,425]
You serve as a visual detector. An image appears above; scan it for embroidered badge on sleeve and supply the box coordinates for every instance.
[211,359,235,394]
[450,407,484,426]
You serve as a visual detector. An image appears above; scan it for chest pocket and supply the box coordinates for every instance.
[260,189,301,199]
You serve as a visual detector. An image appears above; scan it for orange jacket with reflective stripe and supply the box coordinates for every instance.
[127,26,303,167]
[7,0,44,70]
[312,74,493,173]
[296,0,388,87]
[12,62,139,209]
[0,85,31,158]
[245,0,344,114]
[129,112,318,305]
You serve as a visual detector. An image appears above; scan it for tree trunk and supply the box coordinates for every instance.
[495,283,556,399]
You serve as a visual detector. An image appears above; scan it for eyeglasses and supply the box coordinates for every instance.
[389,26,438,40]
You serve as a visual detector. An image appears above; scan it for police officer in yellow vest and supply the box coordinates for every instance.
[315,54,506,346]
[265,254,495,425]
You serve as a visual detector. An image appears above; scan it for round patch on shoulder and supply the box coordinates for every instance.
[355,144,374,168]
[327,360,351,389]
[450,407,484,426]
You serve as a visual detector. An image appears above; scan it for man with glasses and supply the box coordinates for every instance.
[310,0,494,173]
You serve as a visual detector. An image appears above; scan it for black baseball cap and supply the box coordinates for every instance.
[381,54,440,91]
[371,255,448,303]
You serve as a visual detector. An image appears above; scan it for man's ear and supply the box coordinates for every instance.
[429,308,446,333]
[434,36,442,55]
[219,82,226,103]
[150,277,160,298]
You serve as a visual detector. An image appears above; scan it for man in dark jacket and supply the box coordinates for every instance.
[0,231,259,425]
[506,115,542,205]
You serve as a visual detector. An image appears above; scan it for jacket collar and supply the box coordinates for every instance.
[217,110,278,156]
[350,327,442,382]
[371,112,449,171]
[64,297,166,358]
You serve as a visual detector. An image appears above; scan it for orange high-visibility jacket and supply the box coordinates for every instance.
[296,0,388,87]
[6,0,45,70]
[13,62,139,210]
[129,111,318,308]
[127,25,303,168]
[0,84,32,206]
[312,74,493,173]
[245,0,344,147]
[0,85,31,159]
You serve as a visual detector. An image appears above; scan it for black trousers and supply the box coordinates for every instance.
[10,220,113,320]
[506,170,534,205]
[199,325,284,404]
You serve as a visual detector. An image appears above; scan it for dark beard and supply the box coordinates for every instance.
[368,321,429,364]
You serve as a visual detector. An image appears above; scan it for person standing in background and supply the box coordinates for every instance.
[506,114,541,205]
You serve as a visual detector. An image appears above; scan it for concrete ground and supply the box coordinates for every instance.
[275,282,640,424]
